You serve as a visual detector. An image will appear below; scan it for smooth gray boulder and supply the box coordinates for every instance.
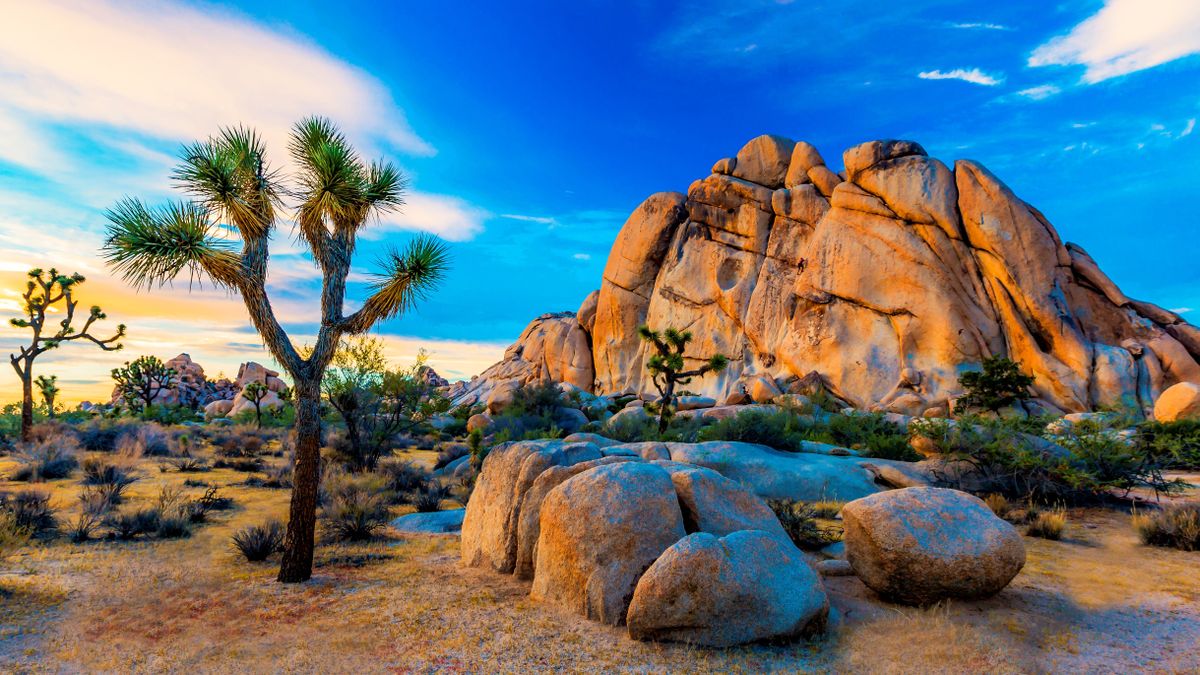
[391,508,465,535]
[627,530,828,647]
[651,461,787,540]
[842,487,1026,605]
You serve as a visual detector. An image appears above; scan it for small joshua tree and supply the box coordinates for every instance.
[102,118,449,582]
[8,268,125,440]
[34,375,60,418]
[241,381,269,429]
[957,355,1035,414]
[638,325,728,432]
[112,355,176,415]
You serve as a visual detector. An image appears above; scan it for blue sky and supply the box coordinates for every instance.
[1,0,1198,400]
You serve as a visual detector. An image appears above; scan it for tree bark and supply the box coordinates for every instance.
[278,378,322,583]
[19,366,33,442]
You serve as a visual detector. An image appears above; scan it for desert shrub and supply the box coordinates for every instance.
[253,453,294,489]
[913,416,1182,504]
[0,490,58,537]
[80,456,139,492]
[504,381,564,419]
[983,493,1011,519]
[1133,504,1200,551]
[1133,420,1200,470]
[155,512,192,538]
[824,414,918,461]
[320,471,392,541]
[208,426,268,458]
[411,480,450,513]
[698,408,809,450]
[214,457,264,472]
[379,460,429,495]
[76,420,135,453]
[69,488,112,543]
[434,444,469,470]
[467,429,486,471]
[809,500,846,519]
[1026,509,1067,540]
[104,508,162,540]
[603,412,708,444]
[957,356,1034,413]
[165,456,210,472]
[186,486,233,523]
[115,423,170,457]
[11,433,80,481]
[231,521,285,562]
[0,511,31,562]
[767,499,841,550]
[439,418,467,437]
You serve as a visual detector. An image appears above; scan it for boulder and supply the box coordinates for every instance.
[391,508,465,535]
[203,399,234,420]
[784,141,824,188]
[675,396,716,410]
[652,461,787,540]
[531,462,687,625]
[626,530,828,647]
[748,375,782,403]
[731,134,795,189]
[513,456,637,579]
[228,389,283,417]
[562,432,620,448]
[841,487,1025,605]
[1153,382,1200,422]
[466,413,492,433]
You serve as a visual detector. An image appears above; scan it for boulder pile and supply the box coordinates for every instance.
[461,436,1028,646]
[108,353,238,409]
[203,361,290,419]
[454,135,1200,419]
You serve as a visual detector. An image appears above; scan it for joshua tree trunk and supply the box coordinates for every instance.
[278,378,322,582]
[16,362,33,442]
[657,379,676,433]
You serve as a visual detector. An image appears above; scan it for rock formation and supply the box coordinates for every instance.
[108,353,237,409]
[461,135,1200,417]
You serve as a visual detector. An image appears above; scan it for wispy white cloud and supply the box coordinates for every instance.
[1170,307,1193,314]
[1029,0,1200,83]
[373,192,489,242]
[1016,84,1062,100]
[501,214,557,225]
[918,68,1003,86]
[572,253,591,261]
[951,22,1011,31]
[1181,118,1196,137]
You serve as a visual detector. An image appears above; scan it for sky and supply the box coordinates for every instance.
[1,0,1198,403]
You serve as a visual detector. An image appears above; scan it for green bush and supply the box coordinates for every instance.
[1133,420,1200,470]
[1133,504,1200,551]
[696,408,918,461]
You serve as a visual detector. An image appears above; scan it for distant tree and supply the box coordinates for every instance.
[102,118,449,582]
[638,325,729,432]
[33,375,59,418]
[323,338,446,471]
[111,355,176,415]
[957,356,1035,414]
[241,381,270,429]
[8,268,125,440]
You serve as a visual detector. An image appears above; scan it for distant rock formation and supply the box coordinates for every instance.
[460,135,1200,416]
[108,353,237,409]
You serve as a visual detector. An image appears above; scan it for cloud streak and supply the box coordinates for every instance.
[918,68,1003,86]
[1029,0,1200,83]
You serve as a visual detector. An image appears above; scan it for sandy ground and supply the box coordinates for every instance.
[0,453,1197,673]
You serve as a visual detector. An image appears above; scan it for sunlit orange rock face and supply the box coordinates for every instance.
[464,135,1200,416]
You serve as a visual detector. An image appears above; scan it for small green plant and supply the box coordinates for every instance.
[1026,509,1067,540]
[638,325,728,433]
[766,499,841,550]
[957,356,1035,413]
[1133,505,1200,551]
[34,375,59,418]
[467,429,486,471]
[232,521,286,562]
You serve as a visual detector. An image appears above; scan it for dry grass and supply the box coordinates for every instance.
[1026,510,1067,540]
[0,439,1198,672]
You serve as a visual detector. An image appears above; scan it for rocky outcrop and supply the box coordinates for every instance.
[463,135,1200,417]
[109,353,238,409]
[841,487,1026,605]
[626,529,828,647]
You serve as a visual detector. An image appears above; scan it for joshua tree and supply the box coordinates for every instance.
[111,355,176,415]
[241,381,269,429]
[33,375,59,418]
[102,118,449,582]
[958,355,1035,414]
[638,325,728,432]
[8,268,125,440]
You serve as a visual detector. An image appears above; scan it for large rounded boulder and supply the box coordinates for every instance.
[530,462,686,625]
[1154,382,1200,422]
[841,487,1025,606]
[626,530,828,647]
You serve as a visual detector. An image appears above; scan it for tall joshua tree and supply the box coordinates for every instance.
[102,118,449,582]
[638,325,728,432]
[8,269,125,440]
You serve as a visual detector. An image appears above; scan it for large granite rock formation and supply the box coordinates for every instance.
[460,135,1200,417]
[109,353,238,409]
